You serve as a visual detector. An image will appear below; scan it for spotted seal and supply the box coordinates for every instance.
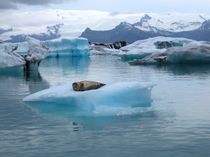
[72,81,106,91]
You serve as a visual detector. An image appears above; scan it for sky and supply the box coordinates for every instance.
[1,0,210,13]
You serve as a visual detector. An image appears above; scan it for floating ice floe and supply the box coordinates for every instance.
[45,38,89,57]
[0,44,25,68]
[23,82,153,114]
[129,41,210,65]
[119,37,193,61]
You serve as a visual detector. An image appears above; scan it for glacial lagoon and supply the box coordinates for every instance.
[1,55,210,157]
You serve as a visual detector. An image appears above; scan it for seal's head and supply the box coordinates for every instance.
[72,82,85,91]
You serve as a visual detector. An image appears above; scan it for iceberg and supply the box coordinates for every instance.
[129,41,210,65]
[119,37,193,61]
[0,37,49,69]
[90,45,121,55]
[45,38,89,57]
[23,82,153,115]
[0,44,25,68]
[24,37,49,64]
[166,42,210,64]
[89,41,127,55]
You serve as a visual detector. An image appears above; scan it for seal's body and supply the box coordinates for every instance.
[72,81,106,91]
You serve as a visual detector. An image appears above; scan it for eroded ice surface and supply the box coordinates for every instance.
[0,37,49,68]
[0,44,25,68]
[23,82,153,116]
[24,37,49,63]
[120,37,194,61]
[45,38,89,57]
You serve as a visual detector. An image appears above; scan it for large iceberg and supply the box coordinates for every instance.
[23,82,153,115]
[129,41,210,65]
[0,37,90,68]
[45,38,89,57]
[119,37,193,61]
[0,44,25,68]
[0,37,49,69]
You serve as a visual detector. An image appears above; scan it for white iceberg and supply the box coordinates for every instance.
[129,41,210,65]
[23,82,153,113]
[166,42,210,64]
[0,44,25,68]
[45,38,89,57]
[0,37,49,69]
[24,37,49,63]
[120,37,193,61]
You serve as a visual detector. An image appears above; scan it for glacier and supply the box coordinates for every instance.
[44,38,89,57]
[119,37,193,61]
[23,82,153,116]
[129,41,210,65]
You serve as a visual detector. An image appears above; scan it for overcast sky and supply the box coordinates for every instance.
[0,0,210,13]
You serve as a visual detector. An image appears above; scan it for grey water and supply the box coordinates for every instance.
[1,55,210,157]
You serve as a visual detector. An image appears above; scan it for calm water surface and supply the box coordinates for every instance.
[1,55,210,157]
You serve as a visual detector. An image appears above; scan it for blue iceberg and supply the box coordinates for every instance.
[23,82,153,116]
[45,38,89,57]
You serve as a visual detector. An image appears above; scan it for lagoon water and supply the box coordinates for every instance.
[1,55,210,157]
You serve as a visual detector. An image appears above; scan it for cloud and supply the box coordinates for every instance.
[0,0,68,9]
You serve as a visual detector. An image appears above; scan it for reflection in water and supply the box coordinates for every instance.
[147,64,210,77]
[41,57,90,72]
[39,57,91,85]
[27,101,155,128]
[24,67,42,82]
[24,68,50,94]
[0,65,50,94]
[0,66,24,77]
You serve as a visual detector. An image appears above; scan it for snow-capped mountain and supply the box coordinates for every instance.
[0,10,209,43]
[81,18,210,43]
[199,20,210,30]
[133,13,207,32]
[3,23,63,43]
[0,28,12,35]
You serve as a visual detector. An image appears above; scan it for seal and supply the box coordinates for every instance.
[72,81,106,91]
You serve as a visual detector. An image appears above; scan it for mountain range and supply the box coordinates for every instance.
[0,11,210,43]
[81,14,210,43]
